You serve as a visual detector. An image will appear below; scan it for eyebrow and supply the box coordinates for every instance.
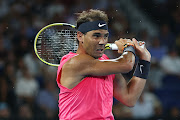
[93,33,101,35]
[92,32,109,37]
[104,33,109,37]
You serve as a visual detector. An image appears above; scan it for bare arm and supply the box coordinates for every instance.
[64,39,136,76]
[113,38,151,107]
[113,74,146,107]
[66,51,135,76]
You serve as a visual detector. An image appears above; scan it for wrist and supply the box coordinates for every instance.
[123,45,136,56]
[133,60,151,79]
[139,56,151,62]
[138,50,151,62]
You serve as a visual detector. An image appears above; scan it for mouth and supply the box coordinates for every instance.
[96,48,104,53]
[97,49,103,51]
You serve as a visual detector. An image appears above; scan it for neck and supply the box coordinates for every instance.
[76,44,86,54]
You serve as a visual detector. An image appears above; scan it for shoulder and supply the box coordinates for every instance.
[60,53,97,78]
[64,53,96,67]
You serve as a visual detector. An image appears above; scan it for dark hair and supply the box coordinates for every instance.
[76,9,108,28]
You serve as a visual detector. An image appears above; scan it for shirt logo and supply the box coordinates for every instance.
[98,23,106,27]
[140,65,144,74]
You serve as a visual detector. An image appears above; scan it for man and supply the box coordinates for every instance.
[56,9,151,120]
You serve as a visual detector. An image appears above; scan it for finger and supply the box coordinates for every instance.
[132,38,139,47]
[126,39,132,42]
[123,39,133,46]
[118,38,124,45]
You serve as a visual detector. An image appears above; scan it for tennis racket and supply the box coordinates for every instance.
[34,23,145,67]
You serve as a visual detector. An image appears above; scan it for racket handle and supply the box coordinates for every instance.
[106,41,145,50]
[105,43,118,50]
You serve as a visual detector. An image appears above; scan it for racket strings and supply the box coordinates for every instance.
[36,27,78,64]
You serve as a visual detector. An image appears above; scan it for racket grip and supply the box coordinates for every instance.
[106,41,145,50]
[107,43,118,50]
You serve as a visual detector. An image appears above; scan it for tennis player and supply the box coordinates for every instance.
[56,9,151,120]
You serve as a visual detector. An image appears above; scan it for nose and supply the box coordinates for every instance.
[99,37,107,45]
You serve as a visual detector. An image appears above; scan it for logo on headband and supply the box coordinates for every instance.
[78,21,108,33]
[98,23,106,27]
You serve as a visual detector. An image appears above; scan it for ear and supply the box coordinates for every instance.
[77,31,84,43]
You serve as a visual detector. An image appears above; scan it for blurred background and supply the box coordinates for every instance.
[0,0,180,120]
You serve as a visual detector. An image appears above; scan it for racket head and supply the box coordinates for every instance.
[34,23,77,67]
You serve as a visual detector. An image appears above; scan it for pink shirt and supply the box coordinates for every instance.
[56,52,115,120]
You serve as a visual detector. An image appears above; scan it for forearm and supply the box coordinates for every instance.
[126,76,146,106]
[113,52,135,73]
[127,59,151,105]
[113,76,146,107]
[113,60,150,107]
[89,52,135,76]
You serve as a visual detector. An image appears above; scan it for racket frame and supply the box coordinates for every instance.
[34,23,76,67]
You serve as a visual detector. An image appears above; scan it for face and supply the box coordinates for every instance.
[82,29,109,58]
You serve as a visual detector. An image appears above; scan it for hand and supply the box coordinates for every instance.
[115,38,134,54]
[132,38,151,62]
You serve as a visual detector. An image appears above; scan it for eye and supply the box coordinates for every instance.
[93,33,101,38]
[104,33,109,38]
